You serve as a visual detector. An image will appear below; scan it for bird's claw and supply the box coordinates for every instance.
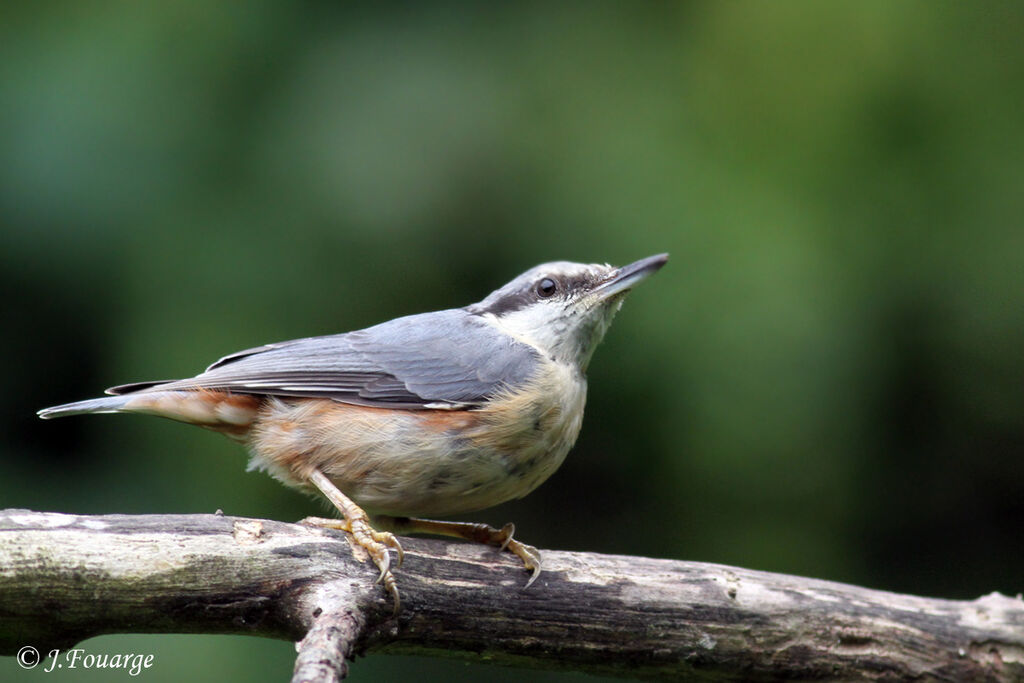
[301,515,404,614]
[493,522,542,587]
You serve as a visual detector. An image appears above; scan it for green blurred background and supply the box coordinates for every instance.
[3,2,1023,681]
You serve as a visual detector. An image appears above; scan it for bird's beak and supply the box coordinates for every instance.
[592,253,669,301]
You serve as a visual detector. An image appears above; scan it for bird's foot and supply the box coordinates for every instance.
[379,516,542,587]
[492,522,542,588]
[301,515,405,614]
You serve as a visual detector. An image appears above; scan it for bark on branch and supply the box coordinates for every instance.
[1,509,1021,681]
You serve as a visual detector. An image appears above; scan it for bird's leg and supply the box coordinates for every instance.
[377,515,541,587]
[301,468,404,613]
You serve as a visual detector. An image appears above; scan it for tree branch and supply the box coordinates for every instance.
[1,509,1021,681]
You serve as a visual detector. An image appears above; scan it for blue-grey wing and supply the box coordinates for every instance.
[107,309,541,409]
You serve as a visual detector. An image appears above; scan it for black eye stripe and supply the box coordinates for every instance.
[477,273,583,316]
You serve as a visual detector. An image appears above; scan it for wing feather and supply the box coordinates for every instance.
[110,310,540,409]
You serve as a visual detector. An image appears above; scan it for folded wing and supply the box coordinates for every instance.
[107,309,541,410]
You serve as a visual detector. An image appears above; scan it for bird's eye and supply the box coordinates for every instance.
[536,278,558,298]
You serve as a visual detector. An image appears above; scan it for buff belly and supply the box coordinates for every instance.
[247,369,587,517]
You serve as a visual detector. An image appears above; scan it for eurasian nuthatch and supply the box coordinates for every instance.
[39,253,668,610]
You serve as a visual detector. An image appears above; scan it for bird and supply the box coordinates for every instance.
[38,253,668,612]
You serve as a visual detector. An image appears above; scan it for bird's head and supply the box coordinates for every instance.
[470,253,668,372]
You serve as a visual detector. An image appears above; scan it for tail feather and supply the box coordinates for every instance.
[37,395,133,419]
[37,390,261,431]
[105,380,174,395]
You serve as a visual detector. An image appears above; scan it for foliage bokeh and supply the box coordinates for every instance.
[2,2,1022,681]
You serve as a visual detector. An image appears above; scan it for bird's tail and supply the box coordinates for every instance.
[37,395,134,419]
[37,390,261,433]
